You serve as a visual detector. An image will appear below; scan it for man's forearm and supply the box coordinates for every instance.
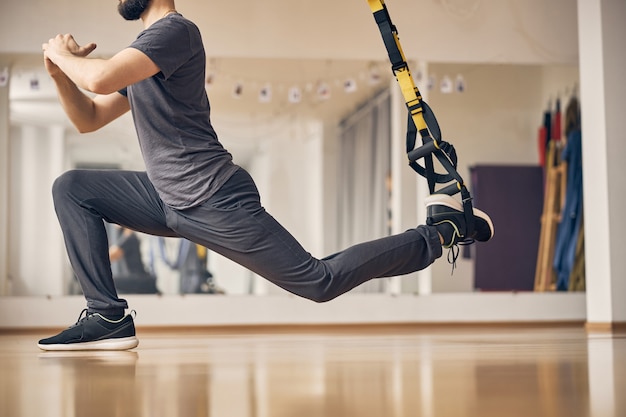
[51,53,115,95]
[51,72,99,133]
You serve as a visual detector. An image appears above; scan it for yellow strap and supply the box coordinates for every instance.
[367,0,385,13]
[367,0,429,133]
[368,0,467,194]
[396,70,428,131]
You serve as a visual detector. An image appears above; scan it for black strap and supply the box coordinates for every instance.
[367,0,476,238]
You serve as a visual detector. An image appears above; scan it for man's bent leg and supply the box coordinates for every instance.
[52,169,177,315]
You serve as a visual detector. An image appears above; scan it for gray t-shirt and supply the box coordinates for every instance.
[120,13,238,209]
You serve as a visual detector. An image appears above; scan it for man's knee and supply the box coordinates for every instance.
[52,170,82,201]
[306,288,338,303]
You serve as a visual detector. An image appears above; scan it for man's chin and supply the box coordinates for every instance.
[119,14,142,21]
[117,0,149,21]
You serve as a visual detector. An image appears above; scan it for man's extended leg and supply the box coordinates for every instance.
[169,168,493,302]
[168,168,444,302]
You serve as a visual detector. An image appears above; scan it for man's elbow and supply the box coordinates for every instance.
[72,121,99,134]
[84,72,119,96]
[75,125,96,134]
[85,81,117,96]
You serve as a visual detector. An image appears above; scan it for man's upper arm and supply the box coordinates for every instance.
[111,48,160,88]
[94,48,161,94]
[89,48,161,129]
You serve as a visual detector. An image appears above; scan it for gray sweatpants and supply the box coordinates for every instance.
[52,167,442,316]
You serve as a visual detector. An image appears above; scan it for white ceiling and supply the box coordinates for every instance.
[0,0,578,64]
[3,0,580,129]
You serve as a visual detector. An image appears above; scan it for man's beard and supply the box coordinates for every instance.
[118,0,150,21]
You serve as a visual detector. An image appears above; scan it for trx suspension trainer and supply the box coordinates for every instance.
[366,0,476,240]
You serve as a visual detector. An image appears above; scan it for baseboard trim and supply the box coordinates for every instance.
[585,321,626,333]
[0,292,587,330]
[0,321,588,336]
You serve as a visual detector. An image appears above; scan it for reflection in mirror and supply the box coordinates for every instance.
[4,57,580,297]
[105,224,225,296]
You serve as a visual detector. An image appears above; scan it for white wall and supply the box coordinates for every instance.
[0,58,8,296]
[578,0,626,325]
[601,0,626,323]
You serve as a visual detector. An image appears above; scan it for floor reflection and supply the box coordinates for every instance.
[1,327,624,417]
[38,351,141,416]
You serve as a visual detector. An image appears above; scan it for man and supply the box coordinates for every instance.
[38,0,493,351]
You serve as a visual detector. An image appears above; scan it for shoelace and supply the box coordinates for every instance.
[68,309,91,328]
[447,239,474,274]
[447,245,460,274]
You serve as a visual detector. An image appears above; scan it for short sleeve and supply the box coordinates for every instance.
[128,17,196,79]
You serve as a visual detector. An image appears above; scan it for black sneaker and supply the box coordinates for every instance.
[425,194,494,248]
[38,309,139,351]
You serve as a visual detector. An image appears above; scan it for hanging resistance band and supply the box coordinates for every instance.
[366,0,475,236]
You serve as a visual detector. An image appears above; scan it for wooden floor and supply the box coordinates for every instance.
[1,325,625,417]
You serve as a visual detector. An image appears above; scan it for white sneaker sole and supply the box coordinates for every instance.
[425,194,494,240]
[38,336,139,351]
